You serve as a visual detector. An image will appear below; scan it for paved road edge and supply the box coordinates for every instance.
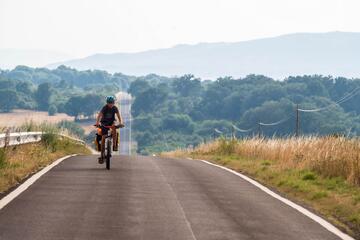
[201,160,354,240]
[0,154,77,210]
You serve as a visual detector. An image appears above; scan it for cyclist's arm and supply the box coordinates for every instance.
[116,111,123,125]
[95,112,103,125]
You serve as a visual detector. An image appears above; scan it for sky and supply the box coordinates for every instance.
[0,0,360,58]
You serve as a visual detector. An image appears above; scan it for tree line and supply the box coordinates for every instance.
[0,66,135,119]
[129,74,360,154]
[2,65,360,154]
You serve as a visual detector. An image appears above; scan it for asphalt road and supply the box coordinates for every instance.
[0,155,342,240]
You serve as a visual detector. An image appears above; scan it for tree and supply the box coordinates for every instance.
[48,105,57,116]
[0,90,19,112]
[163,114,194,133]
[63,94,102,119]
[0,79,15,89]
[133,114,161,133]
[82,94,102,118]
[240,99,294,136]
[36,82,52,111]
[16,81,33,95]
[128,79,150,97]
[64,96,84,120]
[131,87,168,117]
[172,75,202,97]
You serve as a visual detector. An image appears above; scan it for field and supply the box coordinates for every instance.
[162,137,360,239]
[0,109,74,127]
[0,109,98,134]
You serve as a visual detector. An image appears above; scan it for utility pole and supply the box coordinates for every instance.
[258,122,261,138]
[231,125,235,140]
[296,104,300,137]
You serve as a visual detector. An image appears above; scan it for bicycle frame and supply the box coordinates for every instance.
[94,124,123,170]
[100,126,115,170]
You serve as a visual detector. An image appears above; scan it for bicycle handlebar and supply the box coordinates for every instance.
[94,124,125,129]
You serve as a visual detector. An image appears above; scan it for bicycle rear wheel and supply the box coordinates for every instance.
[106,139,111,170]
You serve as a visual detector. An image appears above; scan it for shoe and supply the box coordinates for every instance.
[98,157,104,164]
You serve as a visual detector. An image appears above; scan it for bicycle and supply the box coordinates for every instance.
[94,124,124,170]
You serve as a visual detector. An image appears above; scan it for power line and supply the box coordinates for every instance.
[259,115,293,126]
[298,87,360,112]
[209,88,360,139]
[231,124,254,133]
[214,128,223,134]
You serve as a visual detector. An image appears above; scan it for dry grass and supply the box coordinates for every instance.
[0,139,90,194]
[0,109,74,127]
[0,121,83,143]
[0,109,95,135]
[162,137,360,238]
[180,137,360,186]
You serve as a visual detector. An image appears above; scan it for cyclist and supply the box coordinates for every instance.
[95,96,124,163]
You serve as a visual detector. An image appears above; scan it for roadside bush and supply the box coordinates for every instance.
[19,121,38,132]
[41,127,59,152]
[57,121,85,138]
[0,148,6,168]
[48,105,58,116]
[41,133,58,151]
[218,138,237,155]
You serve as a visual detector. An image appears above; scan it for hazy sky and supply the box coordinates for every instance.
[0,0,359,58]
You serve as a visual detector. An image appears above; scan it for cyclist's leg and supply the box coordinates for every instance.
[99,132,106,163]
[101,135,106,153]
[111,126,118,151]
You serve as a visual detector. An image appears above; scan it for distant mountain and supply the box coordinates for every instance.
[0,49,72,70]
[47,32,360,79]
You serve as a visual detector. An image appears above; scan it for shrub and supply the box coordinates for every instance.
[41,129,59,152]
[0,148,6,168]
[218,138,237,155]
[19,120,38,132]
[57,121,85,138]
[48,105,57,116]
[302,171,317,181]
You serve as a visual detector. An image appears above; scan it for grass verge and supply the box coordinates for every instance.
[0,136,90,194]
[162,137,360,239]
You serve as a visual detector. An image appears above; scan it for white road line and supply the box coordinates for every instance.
[0,154,77,210]
[201,160,354,240]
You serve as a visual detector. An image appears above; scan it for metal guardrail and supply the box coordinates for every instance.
[0,131,84,148]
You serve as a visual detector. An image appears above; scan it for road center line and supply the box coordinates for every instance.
[152,158,198,240]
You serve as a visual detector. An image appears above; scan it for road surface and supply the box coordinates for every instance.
[0,155,343,240]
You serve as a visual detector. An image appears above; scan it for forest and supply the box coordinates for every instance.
[0,65,133,118]
[129,74,360,154]
[2,66,360,154]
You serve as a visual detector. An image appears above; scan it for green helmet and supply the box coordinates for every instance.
[106,95,115,104]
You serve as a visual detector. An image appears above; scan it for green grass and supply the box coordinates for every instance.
[0,138,90,194]
[183,152,360,238]
[161,136,360,238]
[0,148,6,169]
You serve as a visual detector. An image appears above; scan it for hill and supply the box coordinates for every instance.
[48,32,360,79]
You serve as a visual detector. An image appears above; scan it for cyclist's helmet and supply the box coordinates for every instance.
[106,95,115,104]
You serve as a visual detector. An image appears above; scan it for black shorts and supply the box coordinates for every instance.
[100,121,114,135]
